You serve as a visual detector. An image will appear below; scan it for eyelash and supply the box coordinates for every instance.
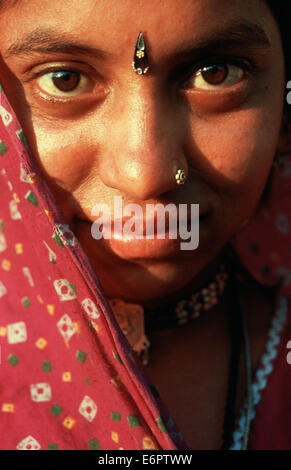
[179,55,255,87]
[25,67,88,103]
[196,56,253,73]
[25,55,256,104]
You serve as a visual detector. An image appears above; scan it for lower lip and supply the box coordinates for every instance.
[80,212,212,260]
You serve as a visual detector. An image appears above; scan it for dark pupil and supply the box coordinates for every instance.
[201,65,228,85]
[52,71,80,92]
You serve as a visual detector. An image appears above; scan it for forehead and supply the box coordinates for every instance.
[0,0,280,58]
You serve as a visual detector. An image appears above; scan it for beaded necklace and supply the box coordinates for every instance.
[109,264,228,365]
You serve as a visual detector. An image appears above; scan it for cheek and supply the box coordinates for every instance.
[190,107,282,200]
[28,122,97,193]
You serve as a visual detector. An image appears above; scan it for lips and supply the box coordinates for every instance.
[103,231,183,259]
[99,215,196,239]
[77,210,212,260]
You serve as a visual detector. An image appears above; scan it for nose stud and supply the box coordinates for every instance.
[175,169,187,185]
[132,32,150,75]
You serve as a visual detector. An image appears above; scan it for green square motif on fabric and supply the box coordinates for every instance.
[0,220,5,232]
[49,252,57,264]
[22,297,31,308]
[69,282,76,293]
[88,438,100,450]
[76,350,87,363]
[0,141,8,156]
[127,415,141,427]
[111,411,121,422]
[52,233,64,248]
[8,354,19,366]
[48,443,58,450]
[156,416,169,434]
[25,190,38,207]
[113,352,123,365]
[85,377,90,386]
[42,360,51,372]
[50,404,63,417]
[16,129,28,146]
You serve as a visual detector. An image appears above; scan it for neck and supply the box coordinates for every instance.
[140,247,228,311]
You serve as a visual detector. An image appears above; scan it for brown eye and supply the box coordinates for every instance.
[37,70,91,98]
[181,62,245,91]
[52,71,80,92]
[201,65,228,85]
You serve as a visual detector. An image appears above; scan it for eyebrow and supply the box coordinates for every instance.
[4,20,271,63]
[5,28,111,59]
[163,21,271,65]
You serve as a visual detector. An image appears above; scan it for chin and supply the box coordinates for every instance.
[92,258,185,299]
[90,253,213,304]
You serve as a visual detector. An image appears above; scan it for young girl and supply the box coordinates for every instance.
[0,0,290,450]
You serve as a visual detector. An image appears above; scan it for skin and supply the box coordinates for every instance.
[0,0,286,449]
[0,0,285,305]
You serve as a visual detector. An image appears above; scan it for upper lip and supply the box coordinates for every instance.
[79,209,211,234]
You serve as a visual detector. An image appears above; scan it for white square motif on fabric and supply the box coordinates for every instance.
[16,436,41,450]
[78,395,98,422]
[54,279,77,301]
[20,163,35,184]
[0,281,7,298]
[0,104,13,127]
[22,267,35,287]
[30,382,52,402]
[0,232,7,253]
[81,298,101,320]
[7,321,27,344]
[9,200,22,220]
[57,314,76,342]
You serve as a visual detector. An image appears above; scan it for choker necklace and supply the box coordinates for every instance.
[108,264,228,366]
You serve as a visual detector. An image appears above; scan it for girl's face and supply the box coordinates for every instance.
[0,0,285,302]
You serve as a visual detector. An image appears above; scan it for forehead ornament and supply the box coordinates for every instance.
[132,32,150,75]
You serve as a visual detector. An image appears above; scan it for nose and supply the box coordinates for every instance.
[99,81,188,201]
